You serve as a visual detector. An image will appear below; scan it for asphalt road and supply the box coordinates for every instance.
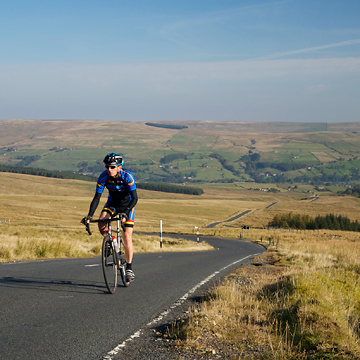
[0,235,264,360]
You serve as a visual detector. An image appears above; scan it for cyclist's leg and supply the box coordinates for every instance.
[123,226,134,264]
[123,207,135,266]
[123,225,135,282]
[98,205,115,235]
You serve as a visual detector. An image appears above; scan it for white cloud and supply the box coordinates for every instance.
[257,39,360,60]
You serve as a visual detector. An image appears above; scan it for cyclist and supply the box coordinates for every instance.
[82,153,138,282]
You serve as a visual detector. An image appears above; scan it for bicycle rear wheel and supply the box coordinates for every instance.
[118,254,130,287]
[102,236,118,294]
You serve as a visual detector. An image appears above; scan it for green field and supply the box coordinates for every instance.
[2,119,360,187]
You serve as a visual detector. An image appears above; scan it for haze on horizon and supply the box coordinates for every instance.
[0,0,359,123]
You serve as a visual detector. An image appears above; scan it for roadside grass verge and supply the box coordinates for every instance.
[0,226,213,263]
[169,230,360,359]
[133,234,213,253]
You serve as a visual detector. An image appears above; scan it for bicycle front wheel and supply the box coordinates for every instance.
[102,236,118,294]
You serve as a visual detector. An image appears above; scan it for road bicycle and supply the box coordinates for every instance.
[85,214,130,293]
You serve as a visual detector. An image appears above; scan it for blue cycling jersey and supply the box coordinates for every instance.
[96,168,136,208]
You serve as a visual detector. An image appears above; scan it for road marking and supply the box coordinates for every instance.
[103,252,261,359]
[103,331,142,359]
[85,264,100,267]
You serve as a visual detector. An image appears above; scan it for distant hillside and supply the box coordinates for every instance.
[1,119,360,187]
[0,164,96,181]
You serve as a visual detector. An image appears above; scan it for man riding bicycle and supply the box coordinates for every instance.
[82,153,138,282]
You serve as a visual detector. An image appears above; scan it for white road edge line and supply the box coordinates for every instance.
[103,253,261,360]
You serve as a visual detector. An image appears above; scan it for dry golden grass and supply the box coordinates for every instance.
[264,196,360,222]
[170,229,360,359]
[0,172,214,262]
[0,119,179,150]
[0,224,212,262]
[0,226,99,262]
[4,119,360,152]
[2,171,360,262]
[133,235,213,254]
[2,171,360,358]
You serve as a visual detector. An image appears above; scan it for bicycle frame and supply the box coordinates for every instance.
[85,214,129,292]
[106,217,126,260]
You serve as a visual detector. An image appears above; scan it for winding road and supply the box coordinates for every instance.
[0,235,264,359]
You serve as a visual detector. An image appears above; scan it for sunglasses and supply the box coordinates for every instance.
[105,165,117,169]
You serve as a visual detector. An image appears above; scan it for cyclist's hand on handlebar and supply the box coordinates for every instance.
[81,216,93,235]
[119,213,128,222]
[81,216,92,225]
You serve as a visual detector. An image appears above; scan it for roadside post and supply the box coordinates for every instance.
[160,220,163,248]
[194,226,200,242]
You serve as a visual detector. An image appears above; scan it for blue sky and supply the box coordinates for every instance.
[1,0,360,122]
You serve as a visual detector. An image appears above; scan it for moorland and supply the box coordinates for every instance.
[1,119,360,358]
[2,119,360,187]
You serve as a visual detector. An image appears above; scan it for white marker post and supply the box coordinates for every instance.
[160,220,163,248]
[194,226,199,242]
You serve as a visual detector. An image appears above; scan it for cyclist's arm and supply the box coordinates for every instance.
[88,192,102,218]
[125,189,138,217]
[87,172,107,218]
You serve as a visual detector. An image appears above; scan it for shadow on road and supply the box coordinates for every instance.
[0,275,108,294]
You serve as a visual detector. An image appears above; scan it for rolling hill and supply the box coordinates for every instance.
[1,119,360,187]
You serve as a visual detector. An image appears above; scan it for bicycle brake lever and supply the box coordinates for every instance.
[119,212,127,220]
[86,223,92,235]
